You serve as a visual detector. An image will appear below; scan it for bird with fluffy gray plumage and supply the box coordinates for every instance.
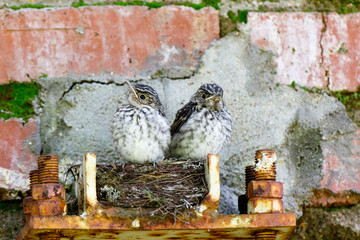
[169,83,232,160]
[111,81,170,164]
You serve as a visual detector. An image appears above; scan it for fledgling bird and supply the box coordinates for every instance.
[169,83,232,160]
[111,81,170,163]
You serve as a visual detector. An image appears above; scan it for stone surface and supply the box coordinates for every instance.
[0,118,40,192]
[247,12,327,88]
[0,6,218,84]
[322,13,360,91]
[289,205,360,240]
[38,33,359,217]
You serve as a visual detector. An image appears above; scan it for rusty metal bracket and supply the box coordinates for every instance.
[17,151,296,240]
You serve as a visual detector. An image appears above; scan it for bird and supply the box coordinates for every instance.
[169,83,232,160]
[111,81,170,164]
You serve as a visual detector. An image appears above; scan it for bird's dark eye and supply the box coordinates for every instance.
[140,95,146,100]
[202,93,207,99]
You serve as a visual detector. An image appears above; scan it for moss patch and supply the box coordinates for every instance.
[333,91,360,126]
[8,4,50,10]
[287,81,323,93]
[71,0,219,10]
[227,10,249,23]
[0,82,39,122]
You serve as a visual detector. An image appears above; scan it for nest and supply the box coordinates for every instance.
[96,159,207,214]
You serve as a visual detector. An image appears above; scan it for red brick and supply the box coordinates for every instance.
[320,130,360,192]
[322,13,360,91]
[0,118,38,191]
[248,12,327,88]
[0,6,219,83]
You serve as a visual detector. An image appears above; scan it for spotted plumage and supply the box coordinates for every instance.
[170,83,232,160]
[112,81,170,163]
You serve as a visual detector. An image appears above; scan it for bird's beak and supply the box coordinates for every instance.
[125,81,138,99]
[207,94,222,104]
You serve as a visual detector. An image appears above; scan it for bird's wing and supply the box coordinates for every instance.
[170,101,197,136]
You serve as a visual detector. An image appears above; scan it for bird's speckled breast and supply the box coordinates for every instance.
[112,105,170,163]
[170,107,232,160]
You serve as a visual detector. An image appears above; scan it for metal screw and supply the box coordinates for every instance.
[38,155,59,184]
[29,170,39,192]
[238,165,255,214]
[253,149,277,181]
[245,165,255,194]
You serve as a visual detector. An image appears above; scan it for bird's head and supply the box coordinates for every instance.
[191,84,225,111]
[126,81,165,114]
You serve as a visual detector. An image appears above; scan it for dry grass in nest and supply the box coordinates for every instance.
[96,159,207,214]
[65,159,208,217]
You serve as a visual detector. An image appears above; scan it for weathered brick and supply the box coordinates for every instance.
[0,6,219,83]
[322,13,360,91]
[320,129,360,193]
[0,118,39,191]
[248,12,327,88]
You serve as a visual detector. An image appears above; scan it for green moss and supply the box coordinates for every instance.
[71,0,216,10]
[287,81,323,93]
[113,1,162,8]
[227,10,248,23]
[333,90,360,126]
[0,82,39,122]
[288,81,296,89]
[8,4,49,10]
[201,0,220,10]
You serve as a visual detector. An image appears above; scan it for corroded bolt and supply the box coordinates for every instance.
[38,155,59,184]
[254,149,277,181]
[247,149,283,214]
[238,165,255,214]
[254,230,276,240]
[38,232,61,240]
[245,165,255,194]
[29,170,39,192]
